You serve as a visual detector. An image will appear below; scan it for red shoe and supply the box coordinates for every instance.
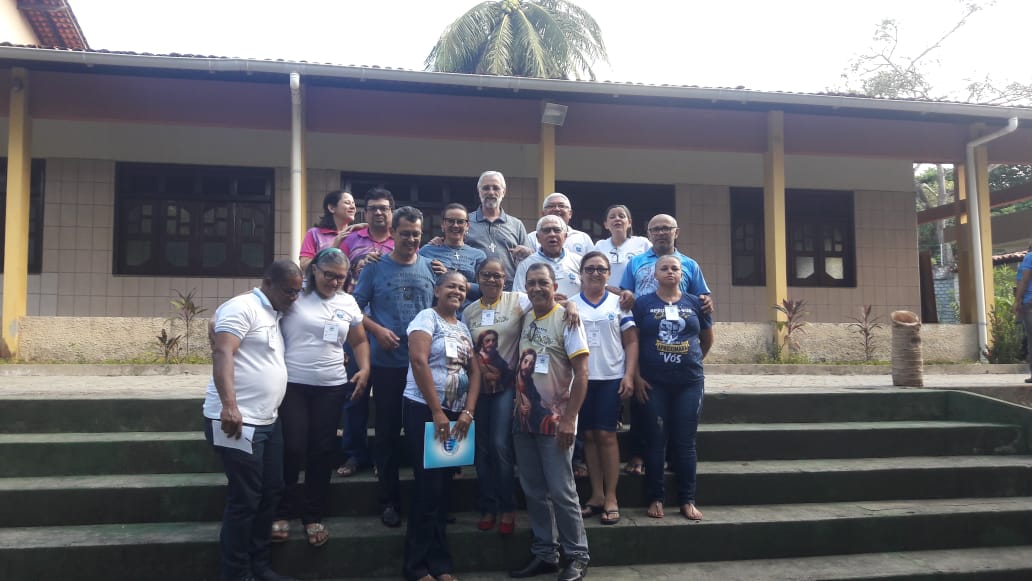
[498,514,515,535]
[477,514,496,531]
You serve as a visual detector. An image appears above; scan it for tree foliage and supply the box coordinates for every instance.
[425,0,608,80]
[840,1,1032,105]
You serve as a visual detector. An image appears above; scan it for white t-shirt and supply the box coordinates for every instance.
[281,290,364,386]
[595,236,652,284]
[569,291,635,380]
[513,250,583,298]
[530,227,595,256]
[204,288,288,426]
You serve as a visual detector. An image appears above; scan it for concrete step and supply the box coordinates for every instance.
[5,456,1032,527]
[451,545,1032,580]
[0,420,1021,477]
[4,497,1032,580]
[0,390,950,433]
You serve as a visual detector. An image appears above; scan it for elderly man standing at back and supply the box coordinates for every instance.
[205,259,302,581]
[531,193,595,256]
[465,170,534,290]
[513,215,582,301]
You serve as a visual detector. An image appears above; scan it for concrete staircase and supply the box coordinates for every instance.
[3,389,1032,580]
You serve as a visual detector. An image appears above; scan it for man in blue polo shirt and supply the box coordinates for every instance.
[616,214,712,312]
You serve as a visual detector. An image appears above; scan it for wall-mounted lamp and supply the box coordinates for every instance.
[541,102,568,126]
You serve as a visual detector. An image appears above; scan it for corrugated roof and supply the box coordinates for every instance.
[1,42,1028,109]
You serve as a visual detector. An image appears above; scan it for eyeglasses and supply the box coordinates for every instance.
[539,227,564,234]
[480,185,502,191]
[443,218,469,226]
[317,268,348,283]
[648,226,676,234]
[479,272,505,280]
[583,266,609,274]
[366,205,392,213]
[544,203,571,211]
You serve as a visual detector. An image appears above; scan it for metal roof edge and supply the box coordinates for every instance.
[2,46,1031,122]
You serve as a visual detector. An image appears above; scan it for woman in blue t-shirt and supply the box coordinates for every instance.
[632,255,713,521]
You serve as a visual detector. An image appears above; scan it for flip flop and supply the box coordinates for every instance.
[271,520,290,542]
[305,522,329,547]
[580,503,603,518]
[624,461,644,475]
[680,504,704,521]
[601,509,621,525]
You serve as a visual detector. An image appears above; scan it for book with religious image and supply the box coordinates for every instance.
[423,421,475,469]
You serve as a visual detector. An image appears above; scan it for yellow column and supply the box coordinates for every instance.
[538,122,556,210]
[2,68,31,359]
[954,164,974,323]
[973,141,995,337]
[764,111,788,348]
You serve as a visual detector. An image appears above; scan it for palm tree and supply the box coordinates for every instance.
[425,0,608,80]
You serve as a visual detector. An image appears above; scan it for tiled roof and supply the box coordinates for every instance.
[17,0,87,50]
[994,250,1028,265]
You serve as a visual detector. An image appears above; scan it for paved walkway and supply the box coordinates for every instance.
[1,367,1031,399]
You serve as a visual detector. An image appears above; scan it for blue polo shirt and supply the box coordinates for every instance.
[619,249,710,297]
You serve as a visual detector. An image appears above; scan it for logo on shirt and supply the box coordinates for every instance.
[334,309,347,320]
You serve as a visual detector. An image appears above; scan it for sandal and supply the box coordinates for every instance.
[580,503,603,518]
[624,459,644,476]
[647,500,664,519]
[1024,377,1032,384]
[336,458,359,477]
[680,504,703,521]
[601,508,621,525]
[270,519,290,542]
[305,522,329,547]
[573,463,589,478]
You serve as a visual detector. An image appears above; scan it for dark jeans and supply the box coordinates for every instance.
[276,382,349,524]
[641,378,704,506]
[340,382,372,467]
[626,398,648,461]
[373,365,408,508]
[403,398,457,581]
[204,418,284,581]
[474,387,516,514]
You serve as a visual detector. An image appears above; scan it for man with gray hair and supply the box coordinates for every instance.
[465,170,534,290]
[531,193,595,256]
[513,215,582,300]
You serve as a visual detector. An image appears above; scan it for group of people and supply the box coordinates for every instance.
[202,170,714,581]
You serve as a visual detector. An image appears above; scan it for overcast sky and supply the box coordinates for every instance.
[68,0,1029,98]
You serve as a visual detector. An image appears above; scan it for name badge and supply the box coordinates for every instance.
[481,309,496,326]
[534,352,550,374]
[323,323,340,343]
[665,305,680,321]
[445,338,459,359]
[586,323,601,347]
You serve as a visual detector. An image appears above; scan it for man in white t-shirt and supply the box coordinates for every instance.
[514,215,582,301]
[204,259,302,581]
[530,193,595,256]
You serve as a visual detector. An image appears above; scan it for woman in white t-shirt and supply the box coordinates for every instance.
[403,271,482,581]
[569,251,638,526]
[273,247,371,547]
[594,204,652,285]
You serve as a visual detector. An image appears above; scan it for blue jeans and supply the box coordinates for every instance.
[204,418,284,581]
[340,383,372,467]
[403,398,457,581]
[642,378,704,506]
[474,387,516,514]
[512,432,589,564]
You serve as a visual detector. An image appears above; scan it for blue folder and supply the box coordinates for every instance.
[423,421,475,469]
